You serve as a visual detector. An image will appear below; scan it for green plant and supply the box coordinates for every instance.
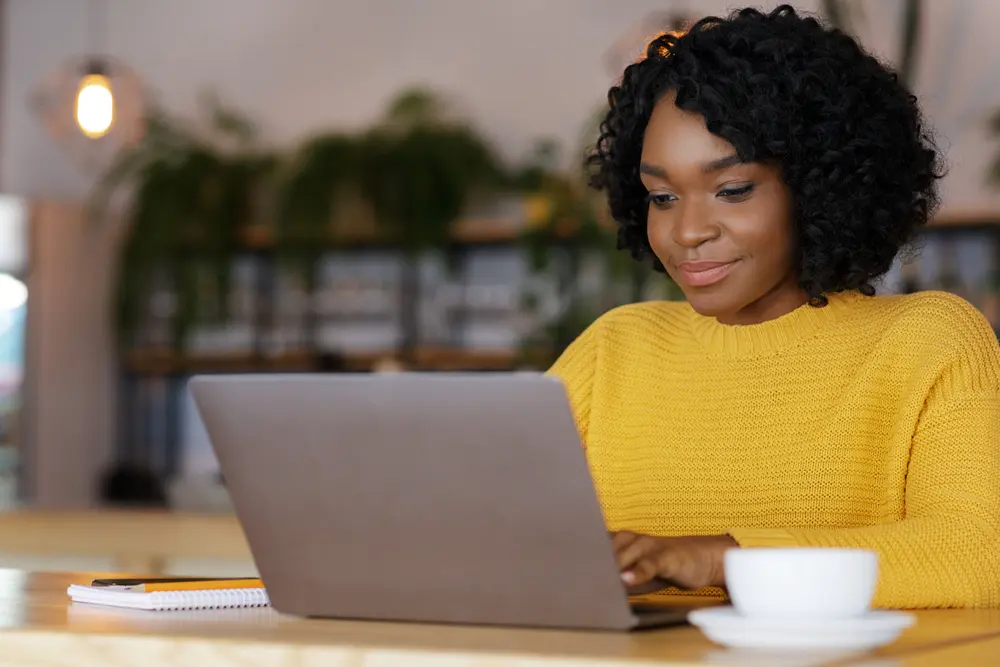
[93,87,507,347]
[358,88,505,253]
[91,100,277,347]
[274,133,361,245]
[278,88,505,253]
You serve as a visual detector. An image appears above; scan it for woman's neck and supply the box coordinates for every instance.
[716,280,810,326]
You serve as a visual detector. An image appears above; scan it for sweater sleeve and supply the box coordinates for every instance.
[544,320,603,447]
[729,307,1000,609]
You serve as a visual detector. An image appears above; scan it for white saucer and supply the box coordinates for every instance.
[688,606,915,651]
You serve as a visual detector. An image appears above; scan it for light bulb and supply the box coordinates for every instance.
[75,73,115,138]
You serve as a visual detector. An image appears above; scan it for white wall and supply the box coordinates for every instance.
[5,0,1000,214]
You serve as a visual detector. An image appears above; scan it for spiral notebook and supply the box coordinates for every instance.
[67,582,271,611]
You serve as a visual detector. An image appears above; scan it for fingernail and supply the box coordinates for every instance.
[621,571,635,585]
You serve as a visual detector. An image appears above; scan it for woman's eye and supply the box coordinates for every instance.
[645,193,677,209]
[718,183,755,201]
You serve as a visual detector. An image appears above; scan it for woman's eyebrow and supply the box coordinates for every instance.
[702,154,744,173]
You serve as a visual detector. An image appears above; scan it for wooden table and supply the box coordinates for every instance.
[0,571,996,666]
[891,635,1000,666]
[0,511,252,574]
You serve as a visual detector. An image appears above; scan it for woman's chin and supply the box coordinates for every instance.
[681,291,740,321]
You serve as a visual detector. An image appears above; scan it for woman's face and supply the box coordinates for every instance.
[640,93,806,325]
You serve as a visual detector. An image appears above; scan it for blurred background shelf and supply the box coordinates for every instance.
[236,218,587,250]
[110,198,647,500]
[124,347,528,374]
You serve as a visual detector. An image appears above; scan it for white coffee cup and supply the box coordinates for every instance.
[724,548,879,619]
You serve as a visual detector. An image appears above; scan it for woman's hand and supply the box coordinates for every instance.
[611,532,739,591]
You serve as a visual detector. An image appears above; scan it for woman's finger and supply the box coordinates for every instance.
[610,531,638,551]
[621,557,659,586]
[614,534,655,572]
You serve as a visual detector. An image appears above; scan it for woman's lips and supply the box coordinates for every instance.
[675,259,740,287]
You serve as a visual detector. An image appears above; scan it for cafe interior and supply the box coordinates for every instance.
[0,0,998,664]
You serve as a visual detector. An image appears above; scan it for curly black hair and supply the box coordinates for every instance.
[588,4,943,303]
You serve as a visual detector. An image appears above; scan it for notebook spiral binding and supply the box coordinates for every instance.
[148,588,270,610]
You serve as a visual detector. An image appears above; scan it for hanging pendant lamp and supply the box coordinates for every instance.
[29,0,146,169]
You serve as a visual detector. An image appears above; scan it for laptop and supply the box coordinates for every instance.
[188,372,693,631]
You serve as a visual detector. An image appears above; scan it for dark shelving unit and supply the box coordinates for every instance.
[110,217,1000,495]
[114,222,636,485]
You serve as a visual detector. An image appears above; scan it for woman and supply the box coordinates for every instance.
[549,5,1000,609]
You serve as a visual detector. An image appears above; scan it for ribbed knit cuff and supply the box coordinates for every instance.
[727,528,800,547]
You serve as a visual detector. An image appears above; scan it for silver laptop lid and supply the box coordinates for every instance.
[189,373,636,630]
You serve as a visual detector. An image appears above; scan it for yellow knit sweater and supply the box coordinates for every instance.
[547,290,1000,609]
